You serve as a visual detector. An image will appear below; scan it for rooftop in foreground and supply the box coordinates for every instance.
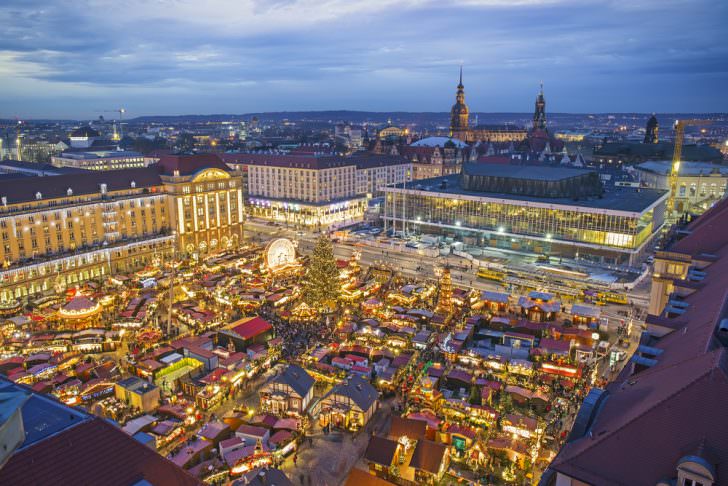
[0,378,201,486]
[542,197,728,486]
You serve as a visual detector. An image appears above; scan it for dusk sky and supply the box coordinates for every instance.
[2,0,726,119]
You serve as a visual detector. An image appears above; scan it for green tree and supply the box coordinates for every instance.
[302,235,340,311]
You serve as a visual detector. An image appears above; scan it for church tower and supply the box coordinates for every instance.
[533,82,547,131]
[644,114,659,144]
[449,66,469,138]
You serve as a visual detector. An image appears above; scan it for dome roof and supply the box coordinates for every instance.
[412,137,468,148]
[71,126,100,138]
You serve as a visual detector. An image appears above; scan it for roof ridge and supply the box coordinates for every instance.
[566,354,724,465]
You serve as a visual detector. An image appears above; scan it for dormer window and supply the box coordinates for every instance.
[35,192,42,200]
[100,183,107,194]
[130,181,136,188]
[676,453,715,486]
[67,188,73,196]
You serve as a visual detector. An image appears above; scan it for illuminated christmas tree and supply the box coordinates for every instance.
[303,235,340,311]
[436,266,454,316]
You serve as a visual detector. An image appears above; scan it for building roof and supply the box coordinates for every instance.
[536,338,572,355]
[62,295,98,312]
[70,126,100,138]
[364,436,399,466]
[463,162,592,181]
[546,198,728,485]
[236,424,269,438]
[157,153,230,176]
[474,124,527,132]
[272,364,314,398]
[670,197,728,256]
[389,415,427,440]
[549,350,728,485]
[390,173,667,215]
[344,468,397,486]
[116,376,158,394]
[0,159,85,176]
[237,468,294,486]
[56,150,143,160]
[0,167,162,205]
[326,375,378,412]
[348,155,410,169]
[225,152,408,171]
[411,137,467,148]
[481,290,510,303]
[636,160,728,177]
[408,439,447,474]
[594,141,722,162]
[226,316,273,340]
[0,378,200,486]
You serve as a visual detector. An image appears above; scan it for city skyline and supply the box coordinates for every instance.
[2,0,727,119]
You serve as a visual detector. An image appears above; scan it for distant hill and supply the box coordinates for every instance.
[127,111,727,127]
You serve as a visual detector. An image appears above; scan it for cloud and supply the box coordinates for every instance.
[0,0,725,117]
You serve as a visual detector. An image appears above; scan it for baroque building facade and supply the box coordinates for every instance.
[0,154,244,302]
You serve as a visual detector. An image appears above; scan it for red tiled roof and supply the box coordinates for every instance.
[0,167,162,205]
[157,153,230,176]
[549,199,728,485]
[344,467,397,486]
[672,197,728,256]
[537,337,572,355]
[0,418,201,486]
[228,316,272,340]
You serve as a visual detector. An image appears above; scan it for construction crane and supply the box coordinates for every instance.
[667,119,712,215]
[101,108,126,141]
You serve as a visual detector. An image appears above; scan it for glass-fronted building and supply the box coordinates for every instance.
[382,164,668,266]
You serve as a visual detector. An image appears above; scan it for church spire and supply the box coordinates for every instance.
[450,66,469,137]
[533,81,547,131]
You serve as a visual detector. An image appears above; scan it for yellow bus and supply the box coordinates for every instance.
[598,292,629,305]
[477,268,506,282]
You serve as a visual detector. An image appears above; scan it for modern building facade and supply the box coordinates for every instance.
[51,150,152,171]
[0,154,244,302]
[383,163,668,266]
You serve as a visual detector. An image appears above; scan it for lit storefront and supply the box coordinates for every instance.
[382,166,668,266]
[247,197,367,229]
